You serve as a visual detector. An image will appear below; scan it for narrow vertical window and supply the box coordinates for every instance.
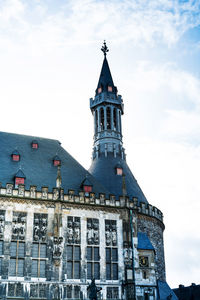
[9,241,25,276]
[106,107,111,130]
[87,246,100,279]
[65,216,81,279]
[0,241,3,275]
[105,220,118,280]
[100,108,104,130]
[66,245,81,279]
[31,243,47,278]
[119,110,121,132]
[95,110,98,133]
[107,287,119,299]
[113,108,117,130]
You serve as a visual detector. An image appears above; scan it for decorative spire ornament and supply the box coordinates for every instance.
[101,40,109,57]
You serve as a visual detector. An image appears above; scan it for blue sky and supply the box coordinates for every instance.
[0,0,200,288]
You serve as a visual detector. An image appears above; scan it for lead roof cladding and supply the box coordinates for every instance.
[89,154,148,203]
[0,131,109,196]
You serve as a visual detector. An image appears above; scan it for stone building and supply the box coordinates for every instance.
[0,43,177,300]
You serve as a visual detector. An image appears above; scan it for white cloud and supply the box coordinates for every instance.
[0,0,199,52]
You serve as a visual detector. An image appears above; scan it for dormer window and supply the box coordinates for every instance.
[108,86,112,92]
[12,150,20,162]
[115,164,123,175]
[15,170,26,188]
[83,185,92,193]
[81,176,93,195]
[53,155,61,166]
[15,177,25,185]
[98,87,102,94]
[32,140,38,149]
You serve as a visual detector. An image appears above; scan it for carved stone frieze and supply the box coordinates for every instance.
[123,246,133,266]
[12,212,26,240]
[87,218,99,245]
[67,216,81,244]
[33,213,48,242]
[6,183,13,195]
[18,184,25,196]
[30,186,36,198]
[105,220,117,246]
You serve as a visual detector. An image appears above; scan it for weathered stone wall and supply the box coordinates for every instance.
[137,214,166,281]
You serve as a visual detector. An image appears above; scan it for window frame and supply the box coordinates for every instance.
[31,243,47,278]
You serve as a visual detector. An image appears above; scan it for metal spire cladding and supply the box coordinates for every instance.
[96,41,117,96]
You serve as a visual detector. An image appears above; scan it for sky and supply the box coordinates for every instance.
[0,0,200,289]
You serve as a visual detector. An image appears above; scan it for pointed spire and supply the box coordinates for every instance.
[96,41,117,95]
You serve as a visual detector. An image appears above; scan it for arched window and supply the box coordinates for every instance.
[119,110,121,132]
[100,108,104,130]
[95,110,98,133]
[106,107,111,130]
[113,108,117,130]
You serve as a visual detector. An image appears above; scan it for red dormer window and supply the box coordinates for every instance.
[116,167,123,175]
[83,185,92,193]
[108,86,112,92]
[15,177,25,185]
[12,150,20,162]
[12,154,20,161]
[53,156,61,166]
[32,141,38,149]
[54,160,61,166]
[98,87,102,94]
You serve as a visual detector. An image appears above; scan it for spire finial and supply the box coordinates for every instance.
[101,40,109,57]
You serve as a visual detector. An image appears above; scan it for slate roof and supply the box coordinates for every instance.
[137,232,154,250]
[158,281,178,300]
[173,284,200,300]
[89,153,148,203]
[0,131,109,196]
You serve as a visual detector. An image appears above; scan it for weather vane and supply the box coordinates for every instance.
[101,40,109,56]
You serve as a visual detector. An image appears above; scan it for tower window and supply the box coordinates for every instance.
[108,86,112,92]
[95,110,98,133]
[113,108,117,130]
[100,108,104,130]
[98,87,102,94]
[31,140,38,149]
[106,107,111,130]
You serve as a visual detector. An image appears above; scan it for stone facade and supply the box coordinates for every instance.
[0,185,163,300]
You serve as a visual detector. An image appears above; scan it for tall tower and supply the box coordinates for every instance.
[89,42,147,203]
[90,41,125,161]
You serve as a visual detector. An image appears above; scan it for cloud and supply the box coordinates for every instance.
[0,0,199,52]
[123,61,200,145]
